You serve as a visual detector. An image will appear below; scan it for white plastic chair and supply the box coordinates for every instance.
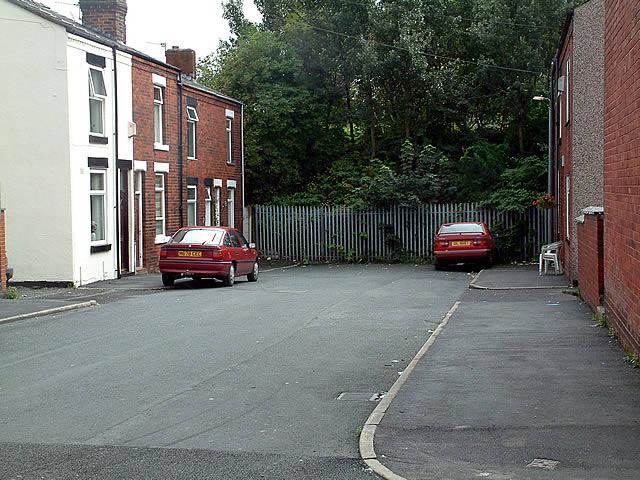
[539,241,563,275]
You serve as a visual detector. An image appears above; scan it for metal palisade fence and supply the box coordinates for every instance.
[254,203,551,263]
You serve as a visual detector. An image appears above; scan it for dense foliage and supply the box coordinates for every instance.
[200,0,583,211]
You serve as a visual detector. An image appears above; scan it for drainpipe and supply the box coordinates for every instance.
[241,103,246,236]
[177,73,184,227]
[549,59,556,243]
[112,45,121,278]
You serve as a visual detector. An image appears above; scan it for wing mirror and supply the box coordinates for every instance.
[249,243,256,249]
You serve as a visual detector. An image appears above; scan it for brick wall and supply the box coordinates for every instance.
[603,0,640,353]
[0,210,6,294]
[78,0,127,42]
[577,212,604,310]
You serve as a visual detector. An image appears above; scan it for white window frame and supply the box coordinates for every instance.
[565,59,571,125]
[214,186,221,226]
[205,186,212,226]
[187,106,198,160]
[88,68,106,136]
[155,173,166,241]
[559,99,562,140]
[226,117,233,164]
[187,185,198,226]
[90,170,107,245]
[153,85,167,150]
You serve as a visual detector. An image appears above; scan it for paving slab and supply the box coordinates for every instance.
[374,285,640,480]
[471,266,571,290]
[0,298,91,322]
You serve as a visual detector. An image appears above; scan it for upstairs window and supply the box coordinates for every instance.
[565,59,571,125]
[154,86,164,144]
[226,117,233,164]
[88,68,107,135]
[187,106,199,159]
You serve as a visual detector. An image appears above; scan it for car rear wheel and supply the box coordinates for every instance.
[434,259,444,271]
[162,273,175,287]
[223,265,235,287]
[247,261,259,282]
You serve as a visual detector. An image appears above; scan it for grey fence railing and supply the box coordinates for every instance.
[254,203,551,262]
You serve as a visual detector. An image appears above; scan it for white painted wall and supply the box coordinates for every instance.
[0,1,74,282]
[66,34,133,285]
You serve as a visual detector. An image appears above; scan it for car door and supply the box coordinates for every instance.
[227,230,247,274]
[236,230,256,273]
[231,229,253,274]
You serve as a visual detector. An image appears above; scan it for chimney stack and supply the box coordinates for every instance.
[166,47,197,79]
[79,0,128,43]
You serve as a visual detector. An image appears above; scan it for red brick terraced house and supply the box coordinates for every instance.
[554,0,640,354]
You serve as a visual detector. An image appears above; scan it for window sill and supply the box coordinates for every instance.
[90,243,112,254]
[187,157,197,161]
[89,135,109,145]
[155,234,170,244]
[154,143,170,152]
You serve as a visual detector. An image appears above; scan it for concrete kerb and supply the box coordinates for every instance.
[469,269,570,291]
[359,301,461,480]
[0,300,99,326]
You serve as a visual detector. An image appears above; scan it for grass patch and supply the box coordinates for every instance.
[4,286,18,300]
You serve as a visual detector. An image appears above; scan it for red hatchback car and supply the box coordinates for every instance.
[433,222,495,269]
[159,227,259,287]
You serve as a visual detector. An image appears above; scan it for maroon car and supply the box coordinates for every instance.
[433,222,495,269]
[159,227,258,287]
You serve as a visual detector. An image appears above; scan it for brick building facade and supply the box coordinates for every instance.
[602,0,640,353]
[553,0,639,354]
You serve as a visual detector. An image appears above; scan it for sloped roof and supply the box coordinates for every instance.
[6,0,179,71]
[7,0,243,104]
[182,76,243,106]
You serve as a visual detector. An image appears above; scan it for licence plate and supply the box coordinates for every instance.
[451,241,472,247]
[178,250,202,257]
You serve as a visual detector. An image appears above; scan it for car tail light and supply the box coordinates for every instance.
[207,246,223,258]
[437,240,449,247]
[473,237,488,246]
[160,249,168,258]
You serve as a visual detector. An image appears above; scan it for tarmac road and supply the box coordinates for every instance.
[0,264,469,479]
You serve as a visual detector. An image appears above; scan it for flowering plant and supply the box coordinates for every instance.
[532,193,556,210]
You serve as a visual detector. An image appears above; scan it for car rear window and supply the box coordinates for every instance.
[170,229,224,245]
[439,224,484,234]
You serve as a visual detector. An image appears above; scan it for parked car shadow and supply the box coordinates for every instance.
[170,277,248,289]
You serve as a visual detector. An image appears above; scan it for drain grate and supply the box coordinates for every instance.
[527,458,559,470]
[336,392,384,402]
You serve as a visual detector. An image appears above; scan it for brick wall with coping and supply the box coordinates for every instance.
[603,0,640,354]
[577,209,604,310]
[0,209,6,294]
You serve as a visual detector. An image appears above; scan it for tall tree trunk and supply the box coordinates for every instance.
[345,81,355,144]
[365,79,377,158]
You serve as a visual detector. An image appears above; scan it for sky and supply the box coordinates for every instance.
[39,0,262,60]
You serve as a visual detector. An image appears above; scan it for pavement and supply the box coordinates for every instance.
[372,268,640,480]
[470,266,571,290]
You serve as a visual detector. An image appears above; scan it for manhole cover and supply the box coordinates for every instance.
[336,392,384,402]
[527,458,559,470]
